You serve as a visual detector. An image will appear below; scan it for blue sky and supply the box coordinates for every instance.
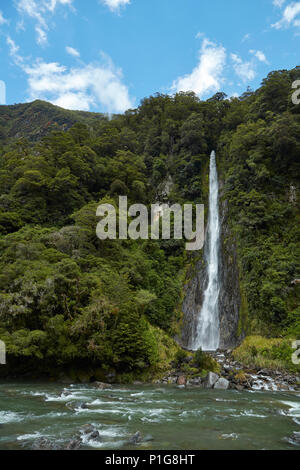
[0,0,299,113]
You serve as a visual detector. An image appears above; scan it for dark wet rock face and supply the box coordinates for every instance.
[179,257,207,350]
[218,195,245,349]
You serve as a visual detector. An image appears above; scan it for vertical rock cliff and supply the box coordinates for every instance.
[178,180,245,350]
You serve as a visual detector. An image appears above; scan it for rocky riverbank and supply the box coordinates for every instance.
[155,350,300,392]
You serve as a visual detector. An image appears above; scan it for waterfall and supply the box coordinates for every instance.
[193,150,220,351]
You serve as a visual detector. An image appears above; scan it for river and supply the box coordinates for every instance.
[0,382,299,450]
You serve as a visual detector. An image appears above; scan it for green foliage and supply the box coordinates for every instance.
[233,336,299,373]
[193,348,220,373]
[174,348,189,367]
[219,67,300,338]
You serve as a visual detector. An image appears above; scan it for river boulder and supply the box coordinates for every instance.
[203,372,219,388]
[214,378,230,390]
[64,439,82,450]
[177,375,187,385]
[129,431,143,444]
[93,381,112,390]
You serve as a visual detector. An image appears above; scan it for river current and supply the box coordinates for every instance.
[0,382,299,450]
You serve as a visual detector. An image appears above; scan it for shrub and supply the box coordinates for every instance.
[193,348,220,373]
[174,349,188,367]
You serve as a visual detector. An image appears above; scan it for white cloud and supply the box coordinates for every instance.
[171,38,226,97]
[7,36,19,56]
[249,49,269,64]
[66,46,80,58]
[7,37,133,113]
[101,0,130,12]
[35,25,48,45]
[231,53,256,82]
[7,36,23,61]
[23,58,134,113]
[272,1,300,29]
[0,81,6,105]
[0,10,8,25]
[16,0,74,45]
[48,0,74,13]
[273,0,286,7]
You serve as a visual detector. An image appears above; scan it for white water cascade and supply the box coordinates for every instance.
[193,150,220,351]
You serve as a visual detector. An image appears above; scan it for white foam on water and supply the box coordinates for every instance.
[221,433,239,440]
[251,378,279,391]
[230,410,267,419]
[20,391,47,397]
[241,411,267,418]
[148,408,168,415]
[98,427,127,438]
[138,407,171,423]
[45,392,90,402]
[17,432,45,441]
[90,399,119,406]
[81,435,127,449]
[141,416,172,423]
[43,411,69,419]
[75,407,125,415]
[281,401,300,418]
[215,398,239,403]
[0,411,24,424]
[178,408,212,418]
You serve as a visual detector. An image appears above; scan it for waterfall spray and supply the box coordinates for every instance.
[193,151,220,351]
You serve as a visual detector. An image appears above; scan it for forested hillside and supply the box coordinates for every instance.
[0,67,299,380]
[0,100,106,143]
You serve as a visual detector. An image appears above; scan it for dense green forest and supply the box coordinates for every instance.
[0,67,299,380]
